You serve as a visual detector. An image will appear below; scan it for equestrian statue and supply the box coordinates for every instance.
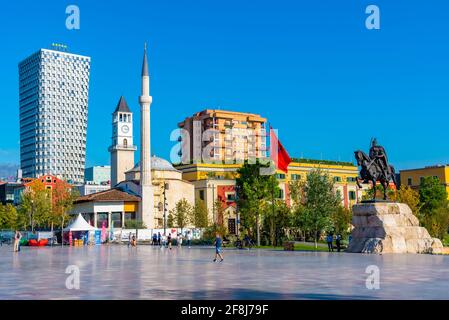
[354,138,398,201]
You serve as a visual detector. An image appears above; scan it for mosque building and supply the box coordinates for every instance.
[71,45,195,230]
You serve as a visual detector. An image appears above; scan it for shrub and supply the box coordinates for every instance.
[202,224,227,241]
[124,220,147,229]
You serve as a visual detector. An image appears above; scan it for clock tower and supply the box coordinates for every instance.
[109,96,137,186]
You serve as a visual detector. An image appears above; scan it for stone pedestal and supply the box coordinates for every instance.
[347,202,443,254]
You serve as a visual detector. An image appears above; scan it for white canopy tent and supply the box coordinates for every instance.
[63,214,97,232]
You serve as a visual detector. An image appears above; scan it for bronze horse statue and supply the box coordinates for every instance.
[354,150,398,200]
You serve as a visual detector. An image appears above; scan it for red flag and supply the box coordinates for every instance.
[270,127,292,173]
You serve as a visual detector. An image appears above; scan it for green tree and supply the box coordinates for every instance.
[300,169,340,248]
[419,176,448,213]
[0,204,19,229]
[331,206,352,238]
[18,182,52,231]
[288,179,305,209]
[213,199,225,227]
[52,185,79,240]
[167,213,174,228]
[169,198,193,233]
[397,185,420,216]
[236,161,280,246]
[422,204,449,239]
[418,176,449,239]
[193,199,209,228]
[262,200,291,246]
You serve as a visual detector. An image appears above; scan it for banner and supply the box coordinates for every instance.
[94,230,101,245]
[121,229,136,241]
[38,231,53,240]
[137,229,152,241]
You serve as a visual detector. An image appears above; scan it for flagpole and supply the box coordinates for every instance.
[270,123,276,247]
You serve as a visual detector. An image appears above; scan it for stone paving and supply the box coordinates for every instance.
[1,245,449,300]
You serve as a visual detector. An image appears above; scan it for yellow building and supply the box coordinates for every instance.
[175,159,361,234]
[400,165,449,198]
[178,109,267,163]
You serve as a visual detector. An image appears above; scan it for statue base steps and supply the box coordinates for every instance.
[347,202,443,254]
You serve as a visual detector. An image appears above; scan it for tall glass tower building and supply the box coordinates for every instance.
[18,47,91,184]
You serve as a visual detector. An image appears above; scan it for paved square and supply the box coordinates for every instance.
[1,245,449,299]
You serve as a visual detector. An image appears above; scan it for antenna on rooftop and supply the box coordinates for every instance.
[51,43,68,52]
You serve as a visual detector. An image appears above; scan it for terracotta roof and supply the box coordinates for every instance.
[75,188,141,203]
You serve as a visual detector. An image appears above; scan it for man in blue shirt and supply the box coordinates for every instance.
[213,233,224,262]
[326,234,334,252]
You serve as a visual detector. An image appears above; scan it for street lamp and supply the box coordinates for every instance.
[207,183,215,224]
[235,184,241,237]
[163,182,169,235]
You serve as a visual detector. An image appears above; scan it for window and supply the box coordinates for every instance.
[407,178,412,186]
[276,173,286,180]
[226,193,236,201]
[420,177,425,185]
[347,177,357,182]
[125,212,136,221]
[228,218,236,235]
[123,139,128,148]
[291,174,301,180]
[333,176,342,182]
[199,190,205,201]
[97,213,108,228]
[277,189,284,199]
[111,212,122,228]
[349,191,356,200]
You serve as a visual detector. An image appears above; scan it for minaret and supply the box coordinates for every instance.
[139,43,154,228]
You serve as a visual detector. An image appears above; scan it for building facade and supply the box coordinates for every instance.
[84,165,111,185]
[0,182,23,205]
[14,174,72,205]
[400,165,449,198]
[18,47,91,184]
[117,156,195,229]
[71,189,140,229]
[77,183,111,196]
[178,109,267,163]
[176,160,362,234]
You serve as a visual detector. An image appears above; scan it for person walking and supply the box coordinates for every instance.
[213,233,224,262]
[326,233,334,252]
[157,232,161,246]
[336,234,342,252]
[187,231,193,248]
[13,230,22,252]
[167,233,172,250]
[132,234,137,247]
[127,232,132,248]
[152,233,157,246]
[177,233,183,247]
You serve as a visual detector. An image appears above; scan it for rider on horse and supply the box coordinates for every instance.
[369,138,390,178]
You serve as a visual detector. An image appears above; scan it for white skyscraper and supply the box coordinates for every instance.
[18,46,91,184]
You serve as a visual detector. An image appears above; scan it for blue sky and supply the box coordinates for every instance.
[0,0,448,171]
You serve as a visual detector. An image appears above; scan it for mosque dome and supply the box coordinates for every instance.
[127,156,180,173]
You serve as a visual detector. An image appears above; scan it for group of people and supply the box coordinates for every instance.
[145,231,194,249]
[127,230,224,262]
[325,233,343,252]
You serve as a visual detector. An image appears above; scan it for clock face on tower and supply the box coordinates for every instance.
[121,125,129,134]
